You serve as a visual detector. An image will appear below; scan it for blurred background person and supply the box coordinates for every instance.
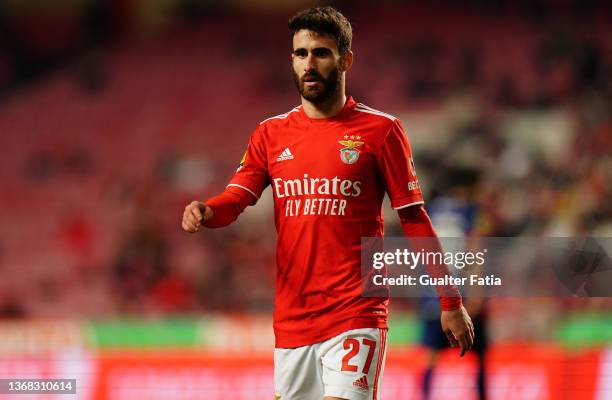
[421,168,488,400]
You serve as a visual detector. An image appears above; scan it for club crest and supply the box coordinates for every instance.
[339,135,364,164]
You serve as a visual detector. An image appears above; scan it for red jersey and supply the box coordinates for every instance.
[227,97,424,348]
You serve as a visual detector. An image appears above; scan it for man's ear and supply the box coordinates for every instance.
[340,50,353,72]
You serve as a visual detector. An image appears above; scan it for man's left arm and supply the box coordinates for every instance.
[376,118,474,356]
[398,205,475,356]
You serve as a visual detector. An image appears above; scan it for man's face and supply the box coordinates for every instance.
[291,29,345,103]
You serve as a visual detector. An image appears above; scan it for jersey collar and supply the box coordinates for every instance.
[299,96,357,122]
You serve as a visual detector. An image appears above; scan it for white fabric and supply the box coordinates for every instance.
[274,328,387,400]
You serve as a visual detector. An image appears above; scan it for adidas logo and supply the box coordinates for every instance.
[276,148,294,162]
[352,375,369,391]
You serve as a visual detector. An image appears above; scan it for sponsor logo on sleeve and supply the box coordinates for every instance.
[237,149,247,172]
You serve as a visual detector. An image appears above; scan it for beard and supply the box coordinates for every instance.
[293,67,340,103]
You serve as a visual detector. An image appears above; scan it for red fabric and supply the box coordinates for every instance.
[203,186,252,228]
[207,97,427,347]
[398,205,463,311]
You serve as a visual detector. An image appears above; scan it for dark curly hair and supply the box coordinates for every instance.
[288,6,352,56]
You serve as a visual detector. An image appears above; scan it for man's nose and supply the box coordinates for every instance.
[304,53,316,70]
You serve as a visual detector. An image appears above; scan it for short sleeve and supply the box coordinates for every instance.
[377,119,424,209]
[227,126,270,204]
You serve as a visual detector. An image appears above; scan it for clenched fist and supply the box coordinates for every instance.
[182,201,213,233]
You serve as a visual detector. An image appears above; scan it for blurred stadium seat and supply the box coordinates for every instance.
[0,0,610,398]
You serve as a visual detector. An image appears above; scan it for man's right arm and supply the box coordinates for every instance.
[182,125,269,233]
[182,186,255,232]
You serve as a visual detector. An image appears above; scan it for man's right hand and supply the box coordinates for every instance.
[182,201,213,233]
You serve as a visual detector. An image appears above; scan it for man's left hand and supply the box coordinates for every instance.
[441,305,474,357]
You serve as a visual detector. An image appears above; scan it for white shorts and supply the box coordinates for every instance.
[274,328,387,400]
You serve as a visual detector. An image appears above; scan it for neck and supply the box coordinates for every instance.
[301,82,347,119]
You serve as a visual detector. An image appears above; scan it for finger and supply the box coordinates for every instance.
[465,316,474,343]
[458,335,467,357]
[183,208,195,221]
[190,206,203,222]
[457,333,468,357]
[468,323,475,349]
[182,220,194,232]
[183,218,198,232]
[445,330,458,349]
[468,322,475,344]
[203,205,213,222]
[185,211,199,225]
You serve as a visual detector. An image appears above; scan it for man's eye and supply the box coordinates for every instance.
[313,49,331,57]
[294,50,307,57]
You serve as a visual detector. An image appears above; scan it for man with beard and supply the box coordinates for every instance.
[182,6,474,400]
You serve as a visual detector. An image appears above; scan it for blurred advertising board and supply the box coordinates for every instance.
[0,317,609,399]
